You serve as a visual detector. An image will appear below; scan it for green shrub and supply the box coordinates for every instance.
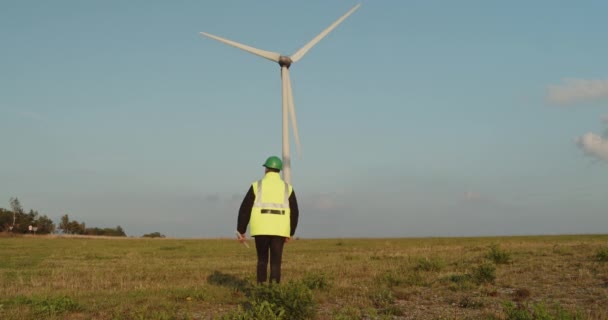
[458,296,485,309]
[445,274,472,283]
[14,296,82,317]
[595,247,608,262]
[503,301,583,320]
[440,273,475,291]
[380,271,402,287]
[332,306,362,320]
[513,288,531,301]
[414,257,445,272]
[548,303,584,320]
[220,301,285,320]
[379,270,426,288]
[301,272,331,290]
[370,288,394,309]
[503,301,533,320]
[369,288,402,316]
[471,263,496,284]
[487,244,512,264]
[248,282,316,320]
[402,271,427,286]
[221,281,315,320]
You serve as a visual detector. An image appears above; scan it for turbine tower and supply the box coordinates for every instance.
[201,4,360,184]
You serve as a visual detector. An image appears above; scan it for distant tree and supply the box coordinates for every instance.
[66,221,85,235]
[0,199,55,234]
[0,208,12,232]
[58,215,86,235]
[83,226,126,237]
[35,214,55,234]
[142,232,165,238]
[9,197,23,231]
[56,213,126,237]
[12,209,34,233]
[84,227,102,236]
[59,214,70,233]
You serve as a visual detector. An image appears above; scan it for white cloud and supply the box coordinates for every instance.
[547,78,608,105]
[576,132,608,161]
[601,115,608,124]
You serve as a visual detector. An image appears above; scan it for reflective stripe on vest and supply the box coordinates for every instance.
[253,180,289,209]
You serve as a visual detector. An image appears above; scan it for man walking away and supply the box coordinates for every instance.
[237,156,299,284]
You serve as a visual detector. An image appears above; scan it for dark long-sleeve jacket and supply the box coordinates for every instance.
[237,185,299,236]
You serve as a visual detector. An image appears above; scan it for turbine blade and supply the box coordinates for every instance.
[200,32,281,62]
[284,68,302,157]
[290,4,360,63]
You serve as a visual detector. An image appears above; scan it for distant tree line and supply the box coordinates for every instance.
[58,214,126,237]
[0,198,55,234]
[1,197,126,237]
[142,232,165,238]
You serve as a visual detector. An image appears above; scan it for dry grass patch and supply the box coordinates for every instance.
[1,235,607,319]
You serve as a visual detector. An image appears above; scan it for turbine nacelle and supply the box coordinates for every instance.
[278,56,293,68]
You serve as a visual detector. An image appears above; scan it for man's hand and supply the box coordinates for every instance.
[235,231,249,248]
[285,236,291,243]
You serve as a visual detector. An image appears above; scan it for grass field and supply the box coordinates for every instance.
[1,234,607,319]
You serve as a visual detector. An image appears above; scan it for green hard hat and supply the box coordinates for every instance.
[263,156,283,170]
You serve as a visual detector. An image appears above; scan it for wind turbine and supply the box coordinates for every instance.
[200,4,360,184]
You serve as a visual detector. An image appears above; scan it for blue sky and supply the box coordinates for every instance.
[1,0,607,238]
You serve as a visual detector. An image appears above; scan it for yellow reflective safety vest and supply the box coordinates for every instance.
[249,172,293,237]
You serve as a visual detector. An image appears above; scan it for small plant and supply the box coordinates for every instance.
[503,301,583,320]
[369,288,402,316]
[248,281,316,320]
[379,271,402,287]
[443,274,475,291]
[549,303,584,320]
[221,301,285,320]
[171,288,209,302]
[503,301,533,320]
[595,247,608,262]
[445,274,472,283]
[301,272,331,290]
[20,296,82,317]
[380,270,425,287]
[513,288,531,301]
[414,257,445,272]
[487,244,512,264]
[403,271,426,286]
[332,306,362,320]
[370,288,394,309]
[458,296,485,309]
[552,244,573,256]
[471,263,496,284]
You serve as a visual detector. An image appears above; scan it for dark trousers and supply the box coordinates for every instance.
[254,235,285,284]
